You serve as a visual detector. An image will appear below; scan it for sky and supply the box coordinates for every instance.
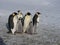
[0,0,60,27]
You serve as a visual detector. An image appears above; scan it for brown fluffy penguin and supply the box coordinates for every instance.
[23,12,32,33]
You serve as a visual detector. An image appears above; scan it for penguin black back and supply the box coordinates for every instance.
[8,14,14,31]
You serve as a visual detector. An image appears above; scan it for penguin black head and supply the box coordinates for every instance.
[36,12,41,15]
[13,12,17,16]
[17,10,23,15]
[14,12,17,15]
[26,12,31,15]
[17,10,21,13]
[37,12,41,14]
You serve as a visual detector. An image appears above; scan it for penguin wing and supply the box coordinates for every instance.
[33,15,38,25]
[8,15,14,29]
[10,16,14,29]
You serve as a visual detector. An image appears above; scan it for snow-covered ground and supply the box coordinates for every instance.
[0,13,60,45]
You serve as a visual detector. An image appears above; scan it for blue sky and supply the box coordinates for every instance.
[0,0,60,26]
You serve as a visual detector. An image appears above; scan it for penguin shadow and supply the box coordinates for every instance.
[0,37,6,45]
[6,23,9,31]
[5,23,12,34]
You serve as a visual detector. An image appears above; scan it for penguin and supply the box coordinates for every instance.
[23,12,32,33]
[7,12,17,33]
[32,12,41,34]
[17,10,24,26]
[16,10,23,33]
[11,12,18,34]
[17,10,23,19]
[33,12,40,26]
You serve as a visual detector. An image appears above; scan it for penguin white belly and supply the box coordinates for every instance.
[23,16,31,33]
[37,17,39,23]
[11,16,18,34]
[37,17,40,27]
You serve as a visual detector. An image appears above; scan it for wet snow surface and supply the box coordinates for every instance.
[0,15,60,45]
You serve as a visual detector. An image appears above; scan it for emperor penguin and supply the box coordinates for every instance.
[11,12,18,34]
[23,12,32,33]
[33,12,41,26]
[7,12,17,33]
[32,12,41,34]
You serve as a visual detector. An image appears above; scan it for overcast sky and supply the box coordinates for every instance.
[0,0,60,26]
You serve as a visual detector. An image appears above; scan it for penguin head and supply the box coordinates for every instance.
[13,12,17,16]
[17,10,21,13]
[17,10,23,15]
[17,10,23,19]
[26,12,31,16]
[35,12,41,16]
